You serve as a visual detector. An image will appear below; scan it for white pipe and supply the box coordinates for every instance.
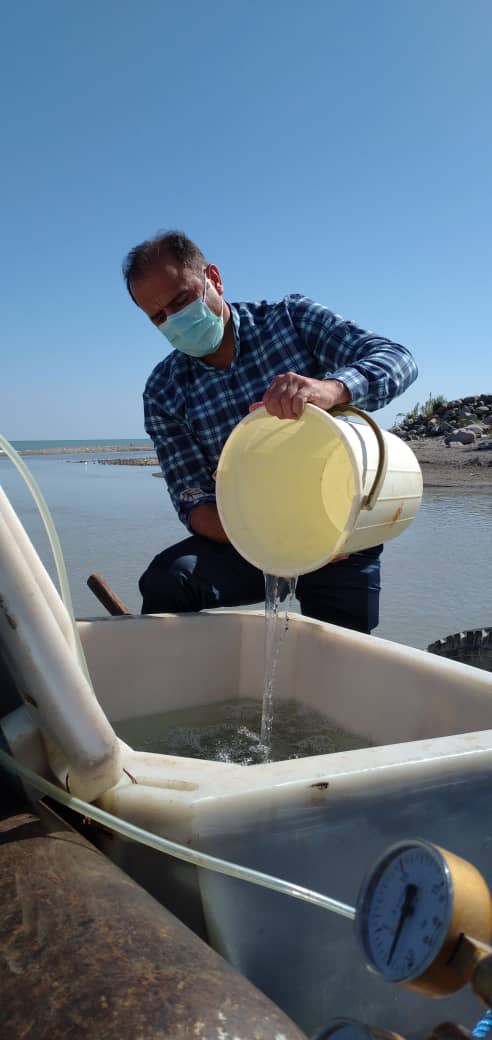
[0,434,90,682]
[0,486,76,653]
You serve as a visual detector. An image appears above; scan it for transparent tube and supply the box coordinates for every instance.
[0,433,91,684]
[0,747,355,921]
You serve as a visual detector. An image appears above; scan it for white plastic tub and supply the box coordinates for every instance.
[77,611,492,1038]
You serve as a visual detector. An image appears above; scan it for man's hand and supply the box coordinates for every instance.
[249,374,350,420]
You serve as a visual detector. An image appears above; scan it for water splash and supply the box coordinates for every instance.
[114,699,372,766]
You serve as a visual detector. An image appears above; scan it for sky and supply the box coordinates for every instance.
[1,0,491,438]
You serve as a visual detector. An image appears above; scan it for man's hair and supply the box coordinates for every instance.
[122,230,207,301]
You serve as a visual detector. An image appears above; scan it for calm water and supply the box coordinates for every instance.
[114,699,372,765]
[0,449,491,649]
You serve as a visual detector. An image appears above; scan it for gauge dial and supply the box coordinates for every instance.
[357,841,451,983]
[356,839,492,995]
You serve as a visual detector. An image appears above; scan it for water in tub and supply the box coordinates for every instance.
[114,698,373,765]
[113,578,372,765]
[115,575,372,765]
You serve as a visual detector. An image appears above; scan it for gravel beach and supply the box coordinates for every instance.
[409,436,492,490]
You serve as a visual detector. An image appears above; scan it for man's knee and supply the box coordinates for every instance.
[139,548,196,614]
[298,549,381,634]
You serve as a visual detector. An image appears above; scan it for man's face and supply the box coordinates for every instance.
[131,259,223,328]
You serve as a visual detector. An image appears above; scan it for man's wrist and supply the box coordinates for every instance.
[330,379,351,405]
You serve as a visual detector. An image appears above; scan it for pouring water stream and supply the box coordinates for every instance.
[260,574,298,759]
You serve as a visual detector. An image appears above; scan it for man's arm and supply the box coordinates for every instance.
[188,502,228,542]
[290,295,418,412]
[144,391,224,538]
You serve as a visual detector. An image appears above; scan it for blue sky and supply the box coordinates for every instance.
[1,0,491,438]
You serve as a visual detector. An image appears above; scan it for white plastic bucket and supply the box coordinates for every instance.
[216,404,423,577]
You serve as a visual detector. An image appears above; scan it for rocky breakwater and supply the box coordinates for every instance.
[390,395,492,489]
[391,394,492,441]
[96,456,158,466]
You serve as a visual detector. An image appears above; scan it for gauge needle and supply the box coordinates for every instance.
[386,882,418,965]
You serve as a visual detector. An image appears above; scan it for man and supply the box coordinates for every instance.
[123,230,418,632]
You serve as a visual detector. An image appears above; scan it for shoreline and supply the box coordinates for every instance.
[0,444,153,457]
[2,437,491,491]
[409,437,492,491]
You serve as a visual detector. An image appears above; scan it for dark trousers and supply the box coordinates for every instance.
[139,537,382,634]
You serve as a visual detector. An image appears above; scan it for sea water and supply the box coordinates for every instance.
[1,453,490,647]
[114,699,372,765]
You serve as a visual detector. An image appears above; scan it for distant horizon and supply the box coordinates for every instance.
[1,436,153,448]
[9,436,151,442]
[6,389,491,443]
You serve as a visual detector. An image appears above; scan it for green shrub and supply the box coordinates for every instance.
[422,394,447,417]
[402,394,447,422]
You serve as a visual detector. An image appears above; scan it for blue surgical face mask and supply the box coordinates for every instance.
[158,273,224,358]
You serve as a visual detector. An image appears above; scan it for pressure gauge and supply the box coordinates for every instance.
[314,1019,404,1040]
[356,839,492,996]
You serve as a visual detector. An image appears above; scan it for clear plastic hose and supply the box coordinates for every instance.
[0,433,91,684]
[0,746,355,921]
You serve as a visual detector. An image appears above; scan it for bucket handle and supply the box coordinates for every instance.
[330,405,388,510]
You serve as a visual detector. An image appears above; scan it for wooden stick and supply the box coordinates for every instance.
[87,573,131,616]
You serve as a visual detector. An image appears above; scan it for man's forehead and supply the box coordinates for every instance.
[131,258,202,313]
[151,259,198,288]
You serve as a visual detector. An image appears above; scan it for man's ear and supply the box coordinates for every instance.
[206,263,224,295]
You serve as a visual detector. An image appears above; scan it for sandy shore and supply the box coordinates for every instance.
[409,437,492,490]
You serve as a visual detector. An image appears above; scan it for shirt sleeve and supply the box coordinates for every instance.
[289,295,418,411]
[144,390,216,529]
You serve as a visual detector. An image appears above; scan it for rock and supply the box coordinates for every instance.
[390,394,492,442]
[96,456,158,467]
[444,430,477,445]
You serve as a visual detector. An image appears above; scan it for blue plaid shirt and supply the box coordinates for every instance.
[144,294,418,527]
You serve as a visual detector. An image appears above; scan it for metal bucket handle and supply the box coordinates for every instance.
[330,405,388,511]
